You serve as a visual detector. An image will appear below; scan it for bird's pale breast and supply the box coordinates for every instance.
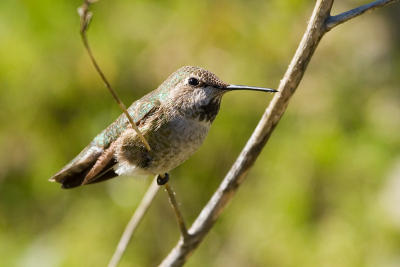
[114,115,210,176]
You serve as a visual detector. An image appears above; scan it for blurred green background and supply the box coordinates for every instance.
[1,0,400,266]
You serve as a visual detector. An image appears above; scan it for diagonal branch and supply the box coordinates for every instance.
[326,0,399,31]
[157,0,398,266]
[158,0,334,265]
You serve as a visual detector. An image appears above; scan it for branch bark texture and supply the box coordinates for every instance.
[158,0,397,266]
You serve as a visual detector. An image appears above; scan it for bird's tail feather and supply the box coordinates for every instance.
[49,143,103,189]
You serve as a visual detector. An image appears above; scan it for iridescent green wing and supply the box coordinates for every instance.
[91,71,181,149]
[92,89,165,149]
[51,69,183,188]
[50,89,165,188]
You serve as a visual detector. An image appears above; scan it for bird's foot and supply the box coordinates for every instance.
[157,173,169,185]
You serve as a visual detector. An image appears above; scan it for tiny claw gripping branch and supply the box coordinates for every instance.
[157,173,170,185]
[78,0,151,151]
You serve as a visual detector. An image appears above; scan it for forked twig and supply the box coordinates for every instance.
[108,176,189,267]
[78,0,151,151]
[326,0,399,30]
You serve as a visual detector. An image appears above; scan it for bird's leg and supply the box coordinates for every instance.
[156,173,169,185]
[157,173,189,240]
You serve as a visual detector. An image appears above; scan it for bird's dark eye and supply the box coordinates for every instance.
[188,77,199,86]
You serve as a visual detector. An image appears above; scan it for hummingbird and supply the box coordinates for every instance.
[50,66,277,188]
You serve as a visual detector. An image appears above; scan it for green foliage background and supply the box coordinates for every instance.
[1,0,400,266]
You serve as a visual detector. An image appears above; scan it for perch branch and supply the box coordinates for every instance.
[164,183,189,240]
[108,177,160,267]
[78,0,151,151]
[158,0,397,266]
[326,0,399,30]
[158,0,334,264]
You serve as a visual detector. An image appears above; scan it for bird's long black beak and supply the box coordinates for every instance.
[226,84,278,93]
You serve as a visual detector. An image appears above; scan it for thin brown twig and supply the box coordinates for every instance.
[108,177,160,267]
[164,182,189,241]
[326,0,399,30]
[78,0,151,151]
[77,1,156,265]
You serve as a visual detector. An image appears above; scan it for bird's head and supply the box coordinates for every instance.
[158,66,277,121]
